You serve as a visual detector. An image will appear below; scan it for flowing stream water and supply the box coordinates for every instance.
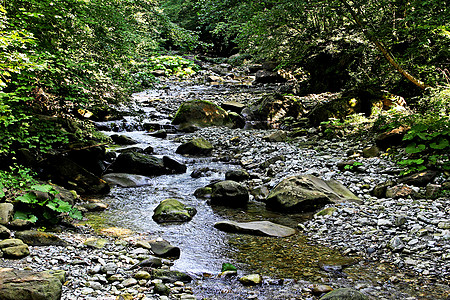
[86,79,440,299]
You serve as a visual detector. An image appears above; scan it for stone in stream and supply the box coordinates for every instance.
[145,239,181,258]
[110,134,138,145]
[102,173,152,187]
[152,199,197,223]
[210,180,249,207]
[14,230,68,247]
[388,236,405,252]
[225,169,250,182]
[0,268,64,300]
[319,288,369,300]
[214,220,296,237]
[79,200,108,212]
[385,184,416,199]
[163,156,187,174]
[266,175,360,212]
[172,99,233,129]
[176,137,213,156]
[239,274,262,285]
[109,152,182,176]
[2,244,30,259]
[362,145,380,158]
[84,238,109,249]
[151,269,192,283]
[148,129,168,138]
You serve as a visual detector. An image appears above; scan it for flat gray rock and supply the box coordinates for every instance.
[102,173,152,187]
[214,220,296,237]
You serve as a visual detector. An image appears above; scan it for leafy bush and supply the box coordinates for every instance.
[0,164,37,200]
[0,166,82,223]
[397,86,450,174]
[375,86,450,174]
[14,184,82,224]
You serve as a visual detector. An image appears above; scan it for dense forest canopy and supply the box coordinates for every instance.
[0,0,449,196]
[163,0,450,90]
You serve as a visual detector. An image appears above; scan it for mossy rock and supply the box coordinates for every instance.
[172,99,233,128]
[176,138,213,156]
[152,199,197,223]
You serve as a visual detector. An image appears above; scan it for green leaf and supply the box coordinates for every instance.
[16,192,38,203]
[430,138,449,150]
[30,184,54,193]
[417,132,431,140]
[221,263,237,272]
[398,158,425,165]
[46,199,72,213]
[69,208,83,220]
[0,183,4,198]
[14,210,38,223]
[405,143,426,154]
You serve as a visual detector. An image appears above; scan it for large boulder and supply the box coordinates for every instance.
[375,126,409,149]
[162,156,187,174]
[109,152,182,176]
[110,134,138,145]
[152,199,197,223]
[225,169,250,182]
[266,175,360,212]
[246,94,304,128]
[40,155,109,195]
[172,99,233,129]
[210,180,249,207]
[214,220,296,237]
[254,70,286,84]
[0,268,63,300]
[66,142,107,176]
[176,138,213,156]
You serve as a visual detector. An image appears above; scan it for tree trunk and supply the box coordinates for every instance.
[338,0,428,90]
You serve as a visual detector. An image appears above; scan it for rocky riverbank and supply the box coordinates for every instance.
[1,63,449,299]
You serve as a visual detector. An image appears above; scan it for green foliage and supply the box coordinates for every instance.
[399,118,450,174]
[0,165,82,223]
[320,113,371,138]
[130,55,200,87]
[14,184,83,223]
[165,0,450,89]
[0,164,37,200]
[376,86,450,174]
[344,161,364,170]
[0,1,200,157]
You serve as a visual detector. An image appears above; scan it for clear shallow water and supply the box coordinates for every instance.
[85,83,444,299]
